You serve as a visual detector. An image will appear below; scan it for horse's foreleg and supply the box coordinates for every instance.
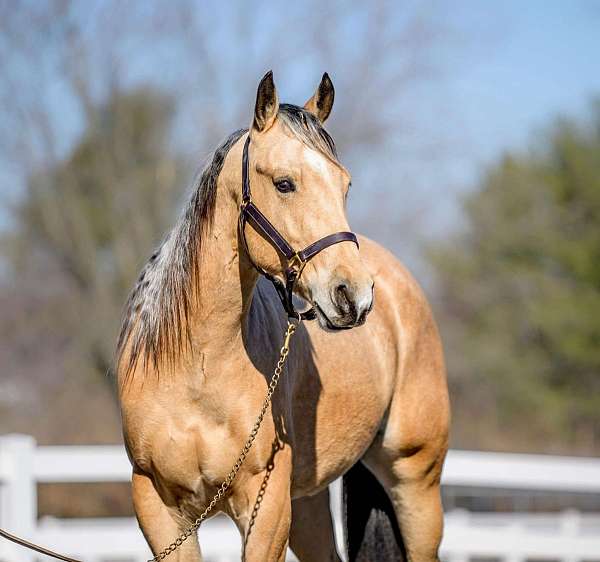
[289,487,342,562]
[237,446,293,562]
[132,469,203,562]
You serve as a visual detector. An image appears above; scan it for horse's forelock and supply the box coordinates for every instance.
[277,104,338,162]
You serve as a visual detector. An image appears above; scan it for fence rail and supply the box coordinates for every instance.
[1,434,600,562]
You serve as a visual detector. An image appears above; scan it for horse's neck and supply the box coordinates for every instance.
[189,158,257,358]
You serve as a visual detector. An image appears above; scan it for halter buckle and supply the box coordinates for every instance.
[288,252,305,273]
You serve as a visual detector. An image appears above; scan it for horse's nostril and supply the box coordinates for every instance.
[335,283,347,295]
[335,283,350,305]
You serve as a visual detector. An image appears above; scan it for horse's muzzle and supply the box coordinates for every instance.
[314,280,374,331]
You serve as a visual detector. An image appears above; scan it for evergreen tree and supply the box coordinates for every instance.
[430,100,600,454]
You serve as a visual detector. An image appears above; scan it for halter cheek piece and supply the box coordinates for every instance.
[238,136,359,320]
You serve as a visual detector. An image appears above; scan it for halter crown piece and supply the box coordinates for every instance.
[238,135,359,320]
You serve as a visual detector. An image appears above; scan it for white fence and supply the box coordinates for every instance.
[1,434,600,562]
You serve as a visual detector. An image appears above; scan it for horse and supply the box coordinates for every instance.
[116,71,449,562]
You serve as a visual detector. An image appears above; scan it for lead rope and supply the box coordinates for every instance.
[0,527,83,562]
[148,319,298,562]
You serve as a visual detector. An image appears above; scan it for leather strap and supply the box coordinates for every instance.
[298,231,358,262]
[239,135,359,320]
[242,135,252,203]
[242,202,296,260]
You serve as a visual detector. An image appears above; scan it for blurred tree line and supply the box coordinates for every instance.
[430,100,600,454]
[1,88,185,445]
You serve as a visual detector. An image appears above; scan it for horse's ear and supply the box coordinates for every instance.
[304,72,335,123]
[253,70,279,133]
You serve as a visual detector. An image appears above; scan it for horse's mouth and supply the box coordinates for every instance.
[314,302,354,332]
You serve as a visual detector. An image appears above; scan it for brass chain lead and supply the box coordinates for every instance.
[148,320,298,562]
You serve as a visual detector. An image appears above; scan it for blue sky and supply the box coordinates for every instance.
[370,0,600,251]
[441,0,600,180]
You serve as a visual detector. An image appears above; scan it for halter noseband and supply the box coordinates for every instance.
[238,135,359,320]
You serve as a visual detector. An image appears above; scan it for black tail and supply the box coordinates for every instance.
[343,461,406,562]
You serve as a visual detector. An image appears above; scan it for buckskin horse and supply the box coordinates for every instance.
[116,71,449,562]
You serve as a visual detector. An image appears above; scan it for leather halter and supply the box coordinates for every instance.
[238,135,359,320]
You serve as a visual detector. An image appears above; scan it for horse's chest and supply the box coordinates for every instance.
[122,388,275,496]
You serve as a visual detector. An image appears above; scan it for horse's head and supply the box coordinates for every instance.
[240,71,374,330]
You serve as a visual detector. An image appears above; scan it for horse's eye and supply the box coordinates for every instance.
[274,178,296,193]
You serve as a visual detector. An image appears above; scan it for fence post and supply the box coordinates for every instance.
[0,434,37,562]
[560,509,580,562]
[445,509,471,562]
